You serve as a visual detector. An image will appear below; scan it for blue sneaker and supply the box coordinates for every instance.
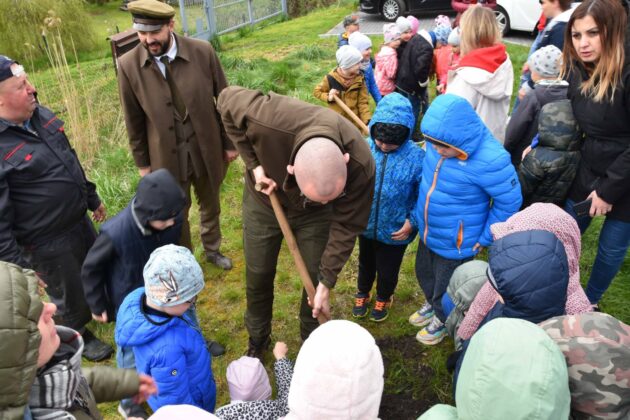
[416,316,447,345]
[408,302,434,327]
[352,292,370,318]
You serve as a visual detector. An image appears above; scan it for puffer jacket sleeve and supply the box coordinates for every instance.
[364,65,382,104]
[82,367,140,403]
[518,152,545,203]
[475,152,522,246]
[379,52,398,84]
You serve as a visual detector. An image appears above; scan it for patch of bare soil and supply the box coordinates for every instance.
[377,335,441,420]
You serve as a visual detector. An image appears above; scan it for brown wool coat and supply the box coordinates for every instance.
[217,86,375,289]
[117,34,234,189]
[313,68,371,130]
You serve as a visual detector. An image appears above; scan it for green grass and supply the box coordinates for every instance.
[20,2,630,418]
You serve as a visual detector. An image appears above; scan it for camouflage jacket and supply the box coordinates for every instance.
[540,312,630,419]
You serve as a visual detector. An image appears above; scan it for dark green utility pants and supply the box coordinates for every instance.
[242,187,331,342]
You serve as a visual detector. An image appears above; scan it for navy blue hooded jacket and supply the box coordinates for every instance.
[454,229,570,392]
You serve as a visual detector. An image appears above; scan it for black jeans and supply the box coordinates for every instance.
[23,216,95,330]
[357,235,408,300]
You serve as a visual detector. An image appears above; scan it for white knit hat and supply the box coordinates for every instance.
[395,16,412,33]
[348,32,372,53]
[284,320,384,420]
[336,45,363,70]
[383,23,401,43]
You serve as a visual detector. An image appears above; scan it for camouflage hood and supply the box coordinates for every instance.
[540,313,630,419]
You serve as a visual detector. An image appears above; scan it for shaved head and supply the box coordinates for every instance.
[291,137,349,204]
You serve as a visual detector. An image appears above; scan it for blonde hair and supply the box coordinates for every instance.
[459,5,501,55]
[562,0,627,103]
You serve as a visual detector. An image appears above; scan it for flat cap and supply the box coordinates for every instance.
[128,0,175,31]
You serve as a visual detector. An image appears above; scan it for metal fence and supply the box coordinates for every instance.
[177,0,286,40]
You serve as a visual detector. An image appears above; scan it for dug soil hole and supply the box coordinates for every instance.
[377,335,442,420]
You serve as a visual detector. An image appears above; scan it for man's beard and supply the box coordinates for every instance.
[143,39,169,57]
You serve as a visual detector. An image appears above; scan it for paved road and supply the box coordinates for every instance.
[320,11,533,47]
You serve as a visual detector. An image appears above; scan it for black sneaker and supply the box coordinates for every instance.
[207,251,233,270]
[82,329,114,362]
[206,339,226,357]
[370,296,393,322]
[118,402,148,419]
[246,336,271,361]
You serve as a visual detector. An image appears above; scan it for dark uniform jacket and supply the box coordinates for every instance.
[117,34,235,187]
[518,100,581,208]
[216,86,375,289]
[0,105,100,268]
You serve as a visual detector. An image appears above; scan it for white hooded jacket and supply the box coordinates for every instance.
[447,43,513,143]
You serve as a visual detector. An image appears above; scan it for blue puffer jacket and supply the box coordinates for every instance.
[414,94,521,259]
[364,93,424,245]
[115,288,216,412]
[363,63,382,104]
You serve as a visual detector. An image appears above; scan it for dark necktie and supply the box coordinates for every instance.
[160,56,187,118]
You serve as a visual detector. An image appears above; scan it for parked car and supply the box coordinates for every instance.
[495,0,541,35]
[360,0,452,22]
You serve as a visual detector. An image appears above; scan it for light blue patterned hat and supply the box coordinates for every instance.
[143,244,204,307]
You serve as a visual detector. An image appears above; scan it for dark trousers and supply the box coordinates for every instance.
[180,169,222,256]
[242,187,331,342]
[23,216,95,330]
[357,235,408,300]
[415,240,472,323]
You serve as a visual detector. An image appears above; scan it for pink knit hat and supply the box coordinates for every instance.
[226,356,272,402]
[406,15,419,33]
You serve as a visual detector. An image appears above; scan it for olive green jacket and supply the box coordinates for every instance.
[0,262,140,420]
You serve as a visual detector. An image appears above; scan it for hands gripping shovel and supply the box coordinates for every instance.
[254,181,331,325]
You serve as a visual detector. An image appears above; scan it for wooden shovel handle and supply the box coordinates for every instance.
[255,183,329,325]
[332,95,369,135]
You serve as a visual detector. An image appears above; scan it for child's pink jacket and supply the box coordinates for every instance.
[375,46,398,96]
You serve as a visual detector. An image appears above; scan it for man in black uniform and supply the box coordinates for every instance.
[0,55,113,361]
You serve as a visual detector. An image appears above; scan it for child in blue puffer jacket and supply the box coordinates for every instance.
[409,94,522,345]
[352,93,425,322]
[115,245,217,413]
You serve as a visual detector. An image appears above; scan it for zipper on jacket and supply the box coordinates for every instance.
[373,153,388,239]
[456,220,464,255]
[423,157,445,243]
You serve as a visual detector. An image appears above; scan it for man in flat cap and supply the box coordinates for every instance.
[0,55,114,361]
[117,0,237,270]
[217,86,375,358]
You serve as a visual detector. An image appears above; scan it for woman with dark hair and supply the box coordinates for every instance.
[562,0,630,307]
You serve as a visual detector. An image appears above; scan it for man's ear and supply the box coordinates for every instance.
[343,153,350,164]
[286,164,295,175]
